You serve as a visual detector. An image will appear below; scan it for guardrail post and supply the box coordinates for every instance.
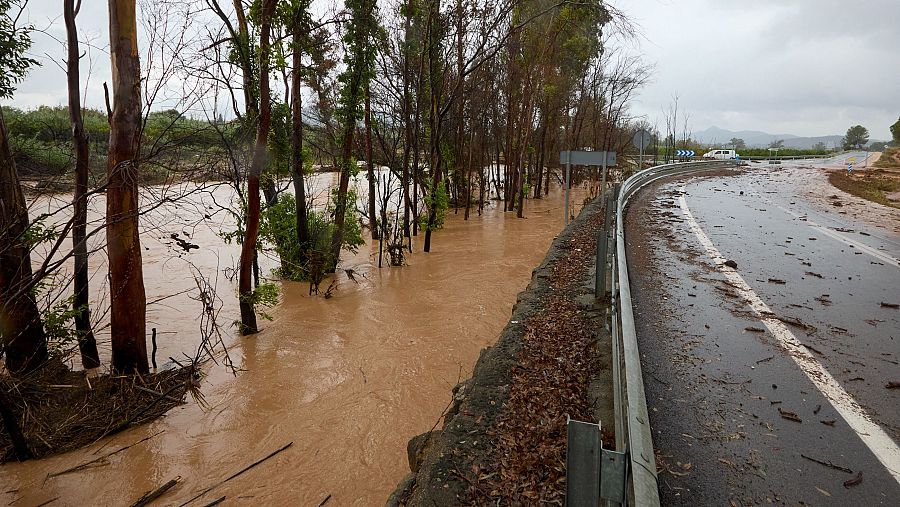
[566,418,601,506]
[596,224,607,298]
[595,187,619,299]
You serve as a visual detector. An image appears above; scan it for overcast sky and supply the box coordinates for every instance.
[619,0,899,139]
[3,0,899,139]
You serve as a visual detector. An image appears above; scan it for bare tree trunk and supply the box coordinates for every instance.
[411,24,426,240]
[534,119,547,199]
[107,0,148,373]
[65,0,100,369]
[0,109,48,375]
[401,7,413,243]
[423,0,443,253]
[365,83,378,239]
[477,135,485,214]
[227,0,276,206]
[330,68,362,269]
[290,11,309,257]
[464,129,474,220]
[238,0,275,334]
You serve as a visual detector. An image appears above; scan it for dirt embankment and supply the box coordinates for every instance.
[827,168,900,209]
[388,197,613,506]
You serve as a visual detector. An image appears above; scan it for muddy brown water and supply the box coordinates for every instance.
[3,175,589,506]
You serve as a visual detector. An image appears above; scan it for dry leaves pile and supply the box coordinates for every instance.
[465,210,606,504]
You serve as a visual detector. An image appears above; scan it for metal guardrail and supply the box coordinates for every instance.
[635,151,850,165]
[610,160,738,506]
[566,161,738,507]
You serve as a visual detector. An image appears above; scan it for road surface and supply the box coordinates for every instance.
[625,163,899,505]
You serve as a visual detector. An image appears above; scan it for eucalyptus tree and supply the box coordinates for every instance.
[106,0,149,372]
[237,0,276,334]
[64,0,101,369]
[0,0,48,374]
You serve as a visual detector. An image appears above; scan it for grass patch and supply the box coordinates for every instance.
[828,168,900,209]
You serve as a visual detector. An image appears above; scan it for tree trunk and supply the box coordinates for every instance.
[423,0,442,253]
[365,83,378,239]
[400,4,413,243]
[464,129,474,220]
[330,69,362,269]
[238,0,275,334]
[534,120,547,199]
[65,0,100,369]
[0,109,49,375]
[290,11,309,258]
[107,0,148,373]
[230,0,275,206]
[411,25,425,240]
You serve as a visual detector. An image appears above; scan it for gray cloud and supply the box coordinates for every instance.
[4,0,899,139]
[620,0,899,138]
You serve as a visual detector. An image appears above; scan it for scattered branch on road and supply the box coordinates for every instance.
[800,454,852,474]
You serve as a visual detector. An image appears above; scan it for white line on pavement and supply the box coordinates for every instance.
[767,200,899,268]
[678,188,900,484]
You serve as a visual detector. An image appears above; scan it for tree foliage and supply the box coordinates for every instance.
[0,0,38,99]
[842,125,869,150]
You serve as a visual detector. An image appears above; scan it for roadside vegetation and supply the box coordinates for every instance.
[4,105,234,187]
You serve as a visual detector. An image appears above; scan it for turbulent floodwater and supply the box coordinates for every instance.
[3,173,588,506]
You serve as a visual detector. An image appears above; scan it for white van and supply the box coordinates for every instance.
[703,149,737,160]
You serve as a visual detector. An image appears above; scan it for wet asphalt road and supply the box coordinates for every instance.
[625,165,899,505]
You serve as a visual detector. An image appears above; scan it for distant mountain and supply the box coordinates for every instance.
[694,126,844,149]
[781,135,845,149]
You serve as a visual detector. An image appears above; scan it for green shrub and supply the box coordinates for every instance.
[259,192,365,281]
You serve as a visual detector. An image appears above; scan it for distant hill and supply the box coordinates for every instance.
[694,126,845,149]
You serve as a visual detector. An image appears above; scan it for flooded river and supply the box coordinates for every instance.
[2,173,587,506]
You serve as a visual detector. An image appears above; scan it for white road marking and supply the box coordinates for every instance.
[678,188,900,484]
[766,200,900,268]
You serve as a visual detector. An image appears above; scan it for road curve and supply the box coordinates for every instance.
[625,165,900,505]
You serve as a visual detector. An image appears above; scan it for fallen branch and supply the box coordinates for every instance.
[46,431,164,480]
[134,385,183,403]
[800,453,852,474]
[129,477,181,507]
[201,497,226,507]
[778,408,802,423]
[178,442,293,506]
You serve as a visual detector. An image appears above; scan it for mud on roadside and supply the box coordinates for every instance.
[388,196,614,506]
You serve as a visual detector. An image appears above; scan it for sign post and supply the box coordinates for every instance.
[559,150,617,225]
[633,130,652,170]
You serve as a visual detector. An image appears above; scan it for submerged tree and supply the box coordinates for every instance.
[238,0,276,334]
